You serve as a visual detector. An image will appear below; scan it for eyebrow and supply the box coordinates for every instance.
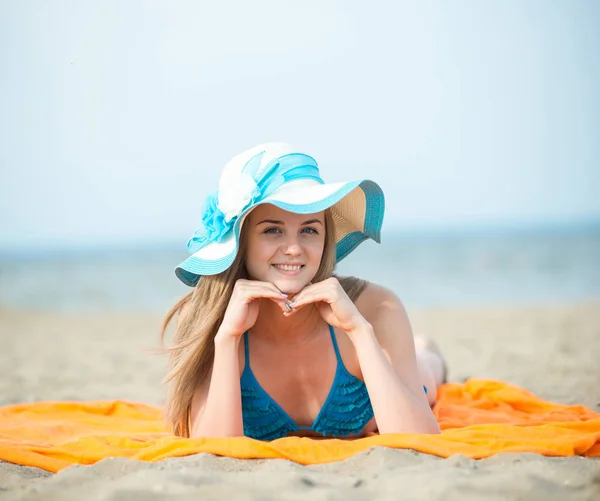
[256,219,324,226]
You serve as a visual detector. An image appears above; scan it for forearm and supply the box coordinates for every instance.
[190,336,244,438]
[351,322,440,434]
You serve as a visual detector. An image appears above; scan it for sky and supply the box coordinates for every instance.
[1,1,599,252]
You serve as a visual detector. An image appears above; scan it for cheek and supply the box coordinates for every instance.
[306,238,326,265]
[245,238,277,277]
[244,237,261,278]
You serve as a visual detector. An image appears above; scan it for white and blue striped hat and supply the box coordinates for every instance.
[175,143,385,287]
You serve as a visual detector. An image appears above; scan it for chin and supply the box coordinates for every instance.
[270,275,312,295]
[273,280,305,295]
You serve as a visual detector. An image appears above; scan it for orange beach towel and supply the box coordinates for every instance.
[0,379,598,473]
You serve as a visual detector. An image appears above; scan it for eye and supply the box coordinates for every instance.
[264,227,282,234]
[301,227,319,235]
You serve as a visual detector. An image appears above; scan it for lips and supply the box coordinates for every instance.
[271,264,305,277]
[273,264,304,272]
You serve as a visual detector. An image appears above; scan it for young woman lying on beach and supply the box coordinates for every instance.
[161,144,446,440]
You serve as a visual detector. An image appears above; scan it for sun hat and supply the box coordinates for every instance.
[175,143,385,287]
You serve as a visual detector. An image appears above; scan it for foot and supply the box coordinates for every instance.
[414,335,448,387]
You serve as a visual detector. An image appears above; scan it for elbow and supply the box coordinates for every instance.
[190,421,245,439]
[191,429,245,439]
[417,412,441,435]
[378,413,441,435]
[423,421,441,435]
[384,423,440,435]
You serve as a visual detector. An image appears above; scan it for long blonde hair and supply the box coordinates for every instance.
[160,209,368,436]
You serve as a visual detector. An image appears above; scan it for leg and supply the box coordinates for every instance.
[414,335,447,406]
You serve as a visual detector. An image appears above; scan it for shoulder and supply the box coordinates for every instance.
[350,281,431,408]
[353,281,412,342]
[354,281,407,319]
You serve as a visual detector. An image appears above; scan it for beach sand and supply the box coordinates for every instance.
[1,302,599,500]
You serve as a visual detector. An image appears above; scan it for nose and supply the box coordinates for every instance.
[282,234,302,256]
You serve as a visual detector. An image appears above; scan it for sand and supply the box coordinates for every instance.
[1,302,599,500]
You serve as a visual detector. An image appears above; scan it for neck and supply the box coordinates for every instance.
[250,298,325,346]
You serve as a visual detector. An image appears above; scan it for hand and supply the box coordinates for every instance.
[287,278,370,335]
[216,280,289,342]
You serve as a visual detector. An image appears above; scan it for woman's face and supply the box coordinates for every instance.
[244,204,326,295]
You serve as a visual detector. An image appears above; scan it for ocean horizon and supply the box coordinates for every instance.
[1,222,599,314]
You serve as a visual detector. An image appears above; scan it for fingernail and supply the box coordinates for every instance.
[280,293,288,298]
[289,301,296,307]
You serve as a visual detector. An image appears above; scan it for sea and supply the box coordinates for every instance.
[1,224,599,314]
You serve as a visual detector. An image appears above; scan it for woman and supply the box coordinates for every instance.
[161,143,445,440]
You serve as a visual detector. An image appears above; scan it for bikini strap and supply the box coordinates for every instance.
[243,331,250,368]
[328,325,343,362]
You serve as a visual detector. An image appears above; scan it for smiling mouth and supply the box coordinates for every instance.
[272,264,304,273]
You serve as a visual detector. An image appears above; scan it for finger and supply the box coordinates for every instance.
[237,281,289,300]
[291,288,335,308]
[283,302,306,316]
[238,287,288,304]
[270,297,294,313]
[237,283,292,313]
[237,290,290,314]
[284,281,332,313]
[288,282,323,305]
[237,279,287,295]
[248,281,290,299]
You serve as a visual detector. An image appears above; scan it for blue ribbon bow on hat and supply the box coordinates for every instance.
[187,151,323,253]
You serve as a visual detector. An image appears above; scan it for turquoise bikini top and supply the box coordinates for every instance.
[240,325,375,440]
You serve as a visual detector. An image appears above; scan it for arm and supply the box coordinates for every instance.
[187,280,290,438]
[290,278,440,435]
[353,284,440,434]
[189,335,244,438]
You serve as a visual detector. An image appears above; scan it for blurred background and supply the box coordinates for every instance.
[1,0,599,313]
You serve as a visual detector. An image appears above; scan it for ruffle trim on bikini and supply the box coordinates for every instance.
[313,374,374,436]
[241,384,297,440]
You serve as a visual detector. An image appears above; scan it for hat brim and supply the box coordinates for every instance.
[175,179,384,287]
